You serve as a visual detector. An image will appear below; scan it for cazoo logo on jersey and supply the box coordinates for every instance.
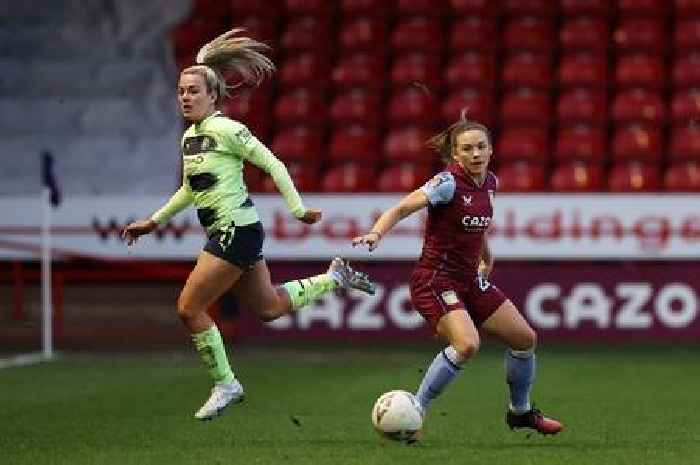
[462,215,491,230]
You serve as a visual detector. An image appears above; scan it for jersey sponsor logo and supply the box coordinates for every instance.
[441,290,459,305]
[183,135,217,156]
[461,215,491,230]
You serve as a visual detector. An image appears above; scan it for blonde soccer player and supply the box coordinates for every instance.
[122,29,375,420]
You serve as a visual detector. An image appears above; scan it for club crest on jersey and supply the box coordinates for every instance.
[441,290,459,306]
[462,195,472,205]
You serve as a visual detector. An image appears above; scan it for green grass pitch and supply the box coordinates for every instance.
[1,345,699,465]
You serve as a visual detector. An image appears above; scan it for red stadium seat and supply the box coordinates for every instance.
[500,88,551,126]
[674,20,700,53]
[557,88,608,126]
[340,0,390,16]
[278,52,330,93]
[332,52,385,92]
[676,0,700,16]
[496,161,547,192]
[612,125,663,162]
[396,0,448,16]
[281,17,332,55]
[329,125,381,163]
[229,0,278,17]
[664,161,700,191]
[611,89,666,126]
[284,0,334,16]
[236,15,278,45]
[172,20,223,58]
[330,90,383,128]
[608,162,661,192]
[222,89,272,140]
[384,126,434,163]
[555,125,606,162]
[672,54,700,90]
[391,53,442,91]
[445,52,496,90]
[390,17,444,54]
[338,17,389,52]
[670,89,700,126]
[191,0,229,18]
[321,163,377,192]
[271,126,323,162]
[449,18,498,52]
[450,0,500,16]
[388,87,439,128]
[498,127,549,162]
[274,90,326,128]
[559,53,608,89]
[613,18,667,55]
[260,161,320,193]
[560,17,609,52]
[560,0,611,16]
[502,0,557,16]
[669,125,700,161]
[503,17,555,51]
[617,0,669,16]
[502,52,552,89]
[377,163,433,192]
[551,161,605,191]
[441,88,494,126]
[615,54,665,90]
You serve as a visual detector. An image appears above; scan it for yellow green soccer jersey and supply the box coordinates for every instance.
[151,111,306,234]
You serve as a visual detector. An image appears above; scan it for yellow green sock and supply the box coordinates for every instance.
[191,325,235,384]
[282,274,338,310]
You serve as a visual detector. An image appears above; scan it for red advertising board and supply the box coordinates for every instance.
[236,261,700,344]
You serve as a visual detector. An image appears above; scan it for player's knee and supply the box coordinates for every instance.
[511,327,537,351]
[256,294,286,322]
[452,338,480,362]
[176,293,200,319]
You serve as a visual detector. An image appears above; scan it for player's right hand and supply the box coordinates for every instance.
[121,219,157,246]
[352,232,381,251]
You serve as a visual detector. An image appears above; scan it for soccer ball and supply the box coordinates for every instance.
[371,390,423,443]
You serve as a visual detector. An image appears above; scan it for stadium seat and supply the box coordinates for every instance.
[502,52,552,89]
[613,18,667,54]
[611,89,666,126]
[390,53,442,91]
[274,89,326,128]
[280,17,332,55]
[674,19,700,53]
[243,164,264,192]
[497,127,549,162]
[503,17,555,51]
[284,0,334,16]
[554,125,606,162]
[278,52,330,93]
[260,161,320,192]
[395,0,448,16]
[329,125,381,163]
[450,0,500,16]
[377,163,433,192]
[441,88,494,126]
[500,88,551,126]
[330,90,383,128]
[340,0,390,17]
[222,89,272,140]
[559,17,609,52]
[560,0,611,16]
[557,88,608,126]
[676,0,700,16]
[611,125,663,162]
[664,161,700,191]
[390,17,444,54]
[271,126,323,162]
[321,162,377,192]
[615,54,665,90]
[672,54,700,89]
[496,161,547,192]
[449,18,498,51]
[172,20,223,59]
[229,0,278,17]
[550,161,605,191]
[332,52,385,92]
[387,87,439,128]
[617,0,669,16]
[559,53,608,89]
[502,0,557,16]
[445,52,496,90]
[608,162,661,192]
[670,89,700,126]
[383,126,434,163]
[669,125,700,161]
[236,15,278,45]
[338,17,388,53]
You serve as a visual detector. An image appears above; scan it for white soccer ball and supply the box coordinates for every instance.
[371,390,423,443]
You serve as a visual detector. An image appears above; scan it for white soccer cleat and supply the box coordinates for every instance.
[327,257,377,295]
[194,379,244,420]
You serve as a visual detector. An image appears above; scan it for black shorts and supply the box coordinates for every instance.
[203,222,264,271]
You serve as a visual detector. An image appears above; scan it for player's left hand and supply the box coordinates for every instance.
[299,209,322,224]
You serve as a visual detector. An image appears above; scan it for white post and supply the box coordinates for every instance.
[41,187,53,360]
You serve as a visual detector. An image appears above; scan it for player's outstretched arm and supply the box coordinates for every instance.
[352,189,429,251]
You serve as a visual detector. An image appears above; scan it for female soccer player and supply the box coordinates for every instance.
[352,115,563,435]
[122,29,375,421]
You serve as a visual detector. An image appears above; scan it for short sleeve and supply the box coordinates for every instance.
[420,172,456,205]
